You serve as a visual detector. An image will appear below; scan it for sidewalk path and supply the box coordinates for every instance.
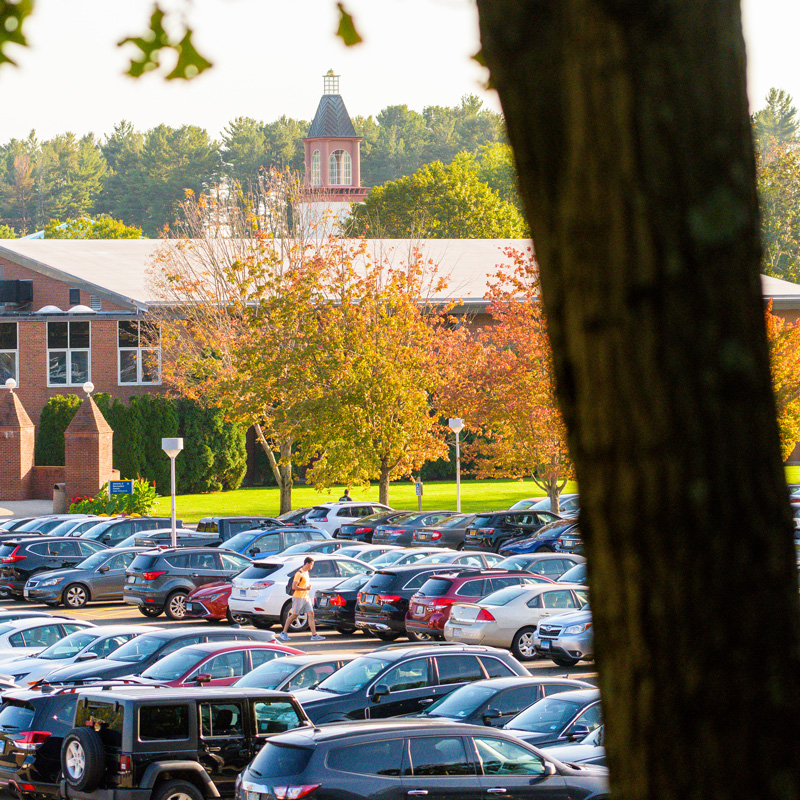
[0,499,54,519]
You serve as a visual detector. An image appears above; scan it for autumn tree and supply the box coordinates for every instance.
[765,301,800,460]
[44,216,142,239]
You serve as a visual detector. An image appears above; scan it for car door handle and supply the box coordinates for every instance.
[408,792,429,796]
[487,790,507,795]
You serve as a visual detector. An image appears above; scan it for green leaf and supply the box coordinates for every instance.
[118,5,171,78]
[165,29,213,80]
[335,2,362,47]
[0,0,34,67]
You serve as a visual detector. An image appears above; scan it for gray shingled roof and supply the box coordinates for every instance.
[307,94,357,138]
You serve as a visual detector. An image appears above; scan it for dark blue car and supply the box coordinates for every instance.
[498,518,579,555]
[222,526,329,558]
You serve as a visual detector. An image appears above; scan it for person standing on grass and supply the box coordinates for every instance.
[339,488,352,502]
[279,556,325,642]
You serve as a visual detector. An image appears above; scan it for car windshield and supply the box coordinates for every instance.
[315,656,391,694]
[235,659,298,689]
[369,550,407,568]
[507,696,585,733]
[224,531,264,551]
[80,519,117,538]
[38,630,101,660]
[141,647,205,680]
[509,499,538,510]
[111,635,169,663]
[75,551,115,570]
[416,553,456,564]
[495,556,532,571]
[331,572,373,591]
[353,511,395,524]
[384,513,419,525]
[47,519,89,537]
[421,684,496,718]
[557,564,588,584]
[305,508,331,520]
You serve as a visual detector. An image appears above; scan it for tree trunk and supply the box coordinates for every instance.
[254,423,293,514]
[547,480,560,515]
[378,460,391,507]
[477,3,800,800]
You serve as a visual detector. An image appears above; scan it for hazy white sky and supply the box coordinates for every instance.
[0,0,797,143]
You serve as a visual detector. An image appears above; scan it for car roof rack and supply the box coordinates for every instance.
[36,677,172,692]
[372,640,468,652]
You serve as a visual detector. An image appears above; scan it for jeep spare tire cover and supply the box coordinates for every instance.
[62,727,106,792]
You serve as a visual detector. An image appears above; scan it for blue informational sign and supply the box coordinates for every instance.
[415,481,423,497]
[109,480,134,496]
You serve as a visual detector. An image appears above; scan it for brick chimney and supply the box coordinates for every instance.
[64,395,113,503]
[0,389,35,501]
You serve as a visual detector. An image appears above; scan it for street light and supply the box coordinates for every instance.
[448,418,464,513]
[162,438,184,548]
[4,378,16,393]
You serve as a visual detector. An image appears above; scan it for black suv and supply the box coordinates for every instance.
[123,548,252,619]
[237,720,609,800]
[196,517,284,542]
[80,518,182,548]
[0,538,108,598]
[463,510,561,552]
[292,642,529,723]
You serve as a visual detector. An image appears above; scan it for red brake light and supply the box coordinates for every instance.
[354,527,371,534]
[377,594,402,604]
[251,580,275,589]
[119,754,132,773]
[329,595,347,607]
[273,786,320,800]
[14,731,51,750]
[142,571,167,581]
[429,531,442,540]
[1,547,25,563]
[432,599,454,609]
[476,609,496,621]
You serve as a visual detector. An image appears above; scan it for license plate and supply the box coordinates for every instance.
[539,639,551,649]
[319,597,329,606]
[414,605,425,615]
[127,575,135,583]
[23,588,30,598]
[450,627,462,637]
[238,589,247,597]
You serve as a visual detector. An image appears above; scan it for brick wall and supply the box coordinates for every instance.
[31,466,65,500]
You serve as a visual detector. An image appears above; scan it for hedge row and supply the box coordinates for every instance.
[35,393,247,494]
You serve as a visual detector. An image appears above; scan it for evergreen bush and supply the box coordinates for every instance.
[34,394,82,466]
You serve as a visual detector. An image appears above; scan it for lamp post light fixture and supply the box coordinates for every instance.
[82,381,94,396]
[448,418,465,513]
[162,438,184,548]
[4,378,16,393]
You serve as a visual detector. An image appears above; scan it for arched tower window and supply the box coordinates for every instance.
[329,149,352,186]
[311,150,321,186]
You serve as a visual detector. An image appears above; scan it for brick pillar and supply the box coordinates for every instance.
[0,390,35,501]
[64,395,113,503]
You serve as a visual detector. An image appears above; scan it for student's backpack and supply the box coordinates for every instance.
[285,571,298,596]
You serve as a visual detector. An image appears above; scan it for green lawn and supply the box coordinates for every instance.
[152,479,579,523]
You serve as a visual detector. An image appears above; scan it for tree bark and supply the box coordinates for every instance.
[379,459,391,507]
[254,423,293,514]
[477,2,800,800]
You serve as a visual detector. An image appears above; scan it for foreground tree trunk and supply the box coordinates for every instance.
[477,2,800,799]
[255,423,293,514]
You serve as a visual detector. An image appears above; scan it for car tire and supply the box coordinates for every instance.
[551,655,581,667]
[373,631,400,641]
[281,600,309,632]
[251,617,274,630]
[61,727,106,792]
[335,625,356,635]
[152,779,204,800]
[165,590,189,620]
[537,545,555,553]
[407,630,435,642]
[511,626,538,660]
[63,583,89,609]
[226,608,249,625]
[138,606,163,617]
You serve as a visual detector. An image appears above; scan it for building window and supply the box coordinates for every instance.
[329,149,351,186]
[118,321,161,385]
[69,288,81,305]
[48,321,90,386]
[0,322,18,384]
[311,150,321,186]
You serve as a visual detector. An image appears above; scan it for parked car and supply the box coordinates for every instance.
[229,554,373,631]
[372,511,458,545]
[275,507,314,526]
[530,493,580,514]
[555,527,584,555]
[11,516,93,535]
[279,539,348,556]
[336,543,402,563]
[195,516,284,542]
[23,547,145,608]
[542,725,606,766]
[235,652,355,691]
[444,583,589,659]
[556,562,589,585]
[39,626,276,684]
[0,518,35,531]
[0,610,69,623]
[222,527,330,559]
[368,547,442,569]
[80,517,182,548]
[292,642,529,723]
[313,571,375,634]
[306,502,393,537]
[335,511,409,543]
[406,569,553,642]
[238,720,608,800]
[185,581,244,624]
[534,605,594,666]
[355,565,482,641]
[409,513,478,549]
[494,552,586,579]
[464,510,562,552]
[503,688,602,747]
[0,617,95,659]
[0,625,151,685]
[497,517,580,555]
[0,537,107,599]
[124,547,253,619]
[415,550,504,568]
[54,686,311,800]
[138,640,305,686]
[411,675,594,727]
[47,518,103,538]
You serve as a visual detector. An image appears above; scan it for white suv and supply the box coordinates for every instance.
[305,502,393,536]
[228,553,372,631]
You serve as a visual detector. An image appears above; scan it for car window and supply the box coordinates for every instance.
[165,554,190,569]
[543,590,578,609]
[139,705,190,740]
[283,530,305,547]
[200,702,244,738]
[574,703,603,731]
[459,555,484,567]
[202,651,245,680]
[189,552,219,571]
[490,686,541,716]
[489,576,526,593]
[436,655,484,685]
[406,737,472,776]
[474,737,546,776]
[286,663,337,691]
[250,649,284,669]
[527,594,543,609]
[479,657,515,678]
[543,683,583,697]
[161,635,203,656]
[381,658,429,692]
[48,541,78,556]
[335,559,369,576]
[327,739,404,775]
[77,540,106,555]
[61,623,87,635]
[253,700,303,736]
[105,553,130,571]
[254,534,280,552]
[575,589,589,606]
[219,552,250,571]
[456,579,485,597]
[10,624,62,648]
[89,634,134,658]
[310,560,336,578]
[404,571,438,590]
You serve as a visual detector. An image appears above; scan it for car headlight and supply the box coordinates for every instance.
[12,673,28,682]
[564,622,592,635]
[39,577,65,587]
[203,592,224,603]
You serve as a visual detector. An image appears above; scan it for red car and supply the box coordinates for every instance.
[185,581,244,623]
[138,640,305,687]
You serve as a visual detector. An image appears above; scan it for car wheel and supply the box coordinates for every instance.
[152,779,204,800]
[61,728,106,792]
[63,583,89,609]
[138,606,162,618]
[373,631,400,641]
[456,542,465,551]
[335,625,357,635]
[226,608,249,625]
[407,630,435,642]
[537,545,555,553]
[551,655,581,667]
[511,626,538,660]
[165,591,189,620]
[251,617,274,630]
[280,600,309,632]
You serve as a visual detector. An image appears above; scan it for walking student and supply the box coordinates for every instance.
[279,556,325,641]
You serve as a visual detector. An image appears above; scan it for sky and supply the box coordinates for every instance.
[0,0,797,144]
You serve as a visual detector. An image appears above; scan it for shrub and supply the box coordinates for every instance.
[35,394,82,466]
[68,478,158,515]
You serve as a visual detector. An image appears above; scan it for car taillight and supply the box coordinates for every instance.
[273,786,320,800]
[354,527,371,534]
[1,547,25,563]
[432,599,454,609]
[318,517,328,522]
[14,731,50,751]
[251,581,275,589]
[476,608,496,621]
[428,531,442,540]
[329,595,347,607]
[480,528,496,535]
[119,754,132,773]
[142,571,167,581]
[377,594,402,604]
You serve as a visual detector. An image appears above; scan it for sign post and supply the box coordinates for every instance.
[416,479,423,512]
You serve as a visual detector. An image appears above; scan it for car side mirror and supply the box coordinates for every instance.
[195,673,211,685]
[543,761,557,777]
[371,683,390,702]
[418,698,434,707]
[482,708,502,726]
[77,652,99,661]
[566,723,591,741]
[97,565,110,573]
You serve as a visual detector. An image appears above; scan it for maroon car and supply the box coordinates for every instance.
[185,580,238,622]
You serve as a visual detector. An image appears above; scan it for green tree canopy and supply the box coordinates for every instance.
[44,215,142,239]
[753,88,799,150]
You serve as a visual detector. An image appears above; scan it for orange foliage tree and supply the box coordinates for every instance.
[765,301,800,460]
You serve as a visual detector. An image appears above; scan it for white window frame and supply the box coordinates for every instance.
[117,320,161,386]
[328,149,352,186]
[0,321,18,386]
[47,320,91,387]
[311,150,321,186]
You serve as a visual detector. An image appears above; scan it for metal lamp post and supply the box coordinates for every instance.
[162,438,184,548]
[448,418,464,513]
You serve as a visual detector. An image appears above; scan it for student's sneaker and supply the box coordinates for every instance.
[310,634,326,641]
[278,632,290,641]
